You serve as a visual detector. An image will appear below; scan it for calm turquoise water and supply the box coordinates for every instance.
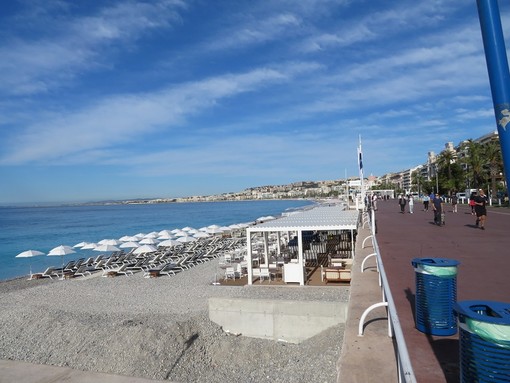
[0,200,313,281]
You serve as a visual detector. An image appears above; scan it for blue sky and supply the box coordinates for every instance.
[0,0,507,204]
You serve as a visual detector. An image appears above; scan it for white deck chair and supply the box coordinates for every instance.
[102,264,133,277]
[259,267,271,283]
[225,266,236,280]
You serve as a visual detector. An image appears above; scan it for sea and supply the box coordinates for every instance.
[0,199,314,281]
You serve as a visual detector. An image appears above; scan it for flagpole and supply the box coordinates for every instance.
[358,135,365,209]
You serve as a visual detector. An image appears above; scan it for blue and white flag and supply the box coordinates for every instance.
[357,136,363,174]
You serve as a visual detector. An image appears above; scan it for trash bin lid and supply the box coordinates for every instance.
[412,257,460,268]
[454,300,510,325]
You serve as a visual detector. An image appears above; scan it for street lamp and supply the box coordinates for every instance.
[435,164,439,194]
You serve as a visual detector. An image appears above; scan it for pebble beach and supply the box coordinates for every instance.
[0,258,349,383]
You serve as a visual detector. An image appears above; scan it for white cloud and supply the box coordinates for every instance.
[0,0,186,96]
[0,67,292,165]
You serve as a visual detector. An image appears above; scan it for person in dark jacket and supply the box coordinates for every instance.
[474,189,488,230]
[432,195,444,226]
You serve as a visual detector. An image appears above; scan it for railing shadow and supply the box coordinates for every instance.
[405,288,459,382]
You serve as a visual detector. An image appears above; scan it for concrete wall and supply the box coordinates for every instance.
[208,297,348,344]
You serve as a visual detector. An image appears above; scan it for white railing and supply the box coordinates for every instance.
[359,208,417,383]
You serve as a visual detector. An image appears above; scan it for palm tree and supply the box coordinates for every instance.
[482,140,503,200]
[436,149,457,194]
[460,140,484,188]
[437,149,455,180]
[411,170,425,196]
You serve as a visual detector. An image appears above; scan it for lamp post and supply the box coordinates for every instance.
[435,164,439,194]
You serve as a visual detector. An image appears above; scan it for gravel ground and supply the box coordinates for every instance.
[0,260,349,383]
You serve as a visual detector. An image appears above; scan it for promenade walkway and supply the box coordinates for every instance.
[374,198,510,382]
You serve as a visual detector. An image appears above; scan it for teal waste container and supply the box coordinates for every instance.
[454,300,510,382]
[411,258,459,336]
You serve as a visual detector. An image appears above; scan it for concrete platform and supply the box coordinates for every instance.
[0,359,173,383]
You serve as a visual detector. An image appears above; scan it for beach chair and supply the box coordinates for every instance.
[259,267,271,283]
[125,259,147,272]
[224,266,237,280]
[82,257,95,267]
[29,267,59,280]
[143,262,180,278]
[72,264,93,278]
[101,264,133,277]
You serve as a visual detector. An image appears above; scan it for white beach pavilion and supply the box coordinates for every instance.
[245,205,359,286]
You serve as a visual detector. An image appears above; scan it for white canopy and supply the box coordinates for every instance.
[246,206,359,286]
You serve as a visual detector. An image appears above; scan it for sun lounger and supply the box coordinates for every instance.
[101,264,133,277]
[143,263,180,278]
[72,264,93,278]
[30,267,59,280]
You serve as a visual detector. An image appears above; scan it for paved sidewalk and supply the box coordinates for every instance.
[337,222,397,382]
[375,200,510,382]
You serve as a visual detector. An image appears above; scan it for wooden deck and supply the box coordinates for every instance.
[218,265,350,287]
[375,199,510,382]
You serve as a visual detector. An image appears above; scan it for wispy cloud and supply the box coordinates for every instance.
[0,67,293,165]
[0,0,186,96]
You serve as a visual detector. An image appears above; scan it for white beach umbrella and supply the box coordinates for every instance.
[207,224,220,229]
[16,249,45,258]
[48,245,76,278]
[98,239,122,246]
[176,236,197,243]
[158,230,173,237]
[81,242,97,250]
[94,244,121,252]
[170,229,182,234]
[157,233,174,240]
[48,245,75,256]
[173,231,188,237]
[219,226,231,232]
[143,232,158,239]
[198,227,209,232]
[133,245,158,255]
[118,235,132,242]
[193,232,210,239]
[73,241,89,248]
[206,227,224,234]
[123,236,140,242]
[134,233,146,239]
[228,224,242,230]
[181,226,194,232]
[139,237,160,245]
[158,239,180,247]
[16,250,45,276]
[119,241,140,249]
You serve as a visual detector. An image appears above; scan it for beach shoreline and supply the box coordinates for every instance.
[0,258,348,383]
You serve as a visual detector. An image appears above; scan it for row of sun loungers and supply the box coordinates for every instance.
[30,236,247,280]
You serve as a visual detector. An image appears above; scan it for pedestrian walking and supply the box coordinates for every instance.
[372,193,378,211]
[432,195,444,226]
[408,194,414,214]
[398,194,406,214]
[469,192,476,215]
[423,194,430,211]
[474,189,488,230]
[451,194,458,213]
